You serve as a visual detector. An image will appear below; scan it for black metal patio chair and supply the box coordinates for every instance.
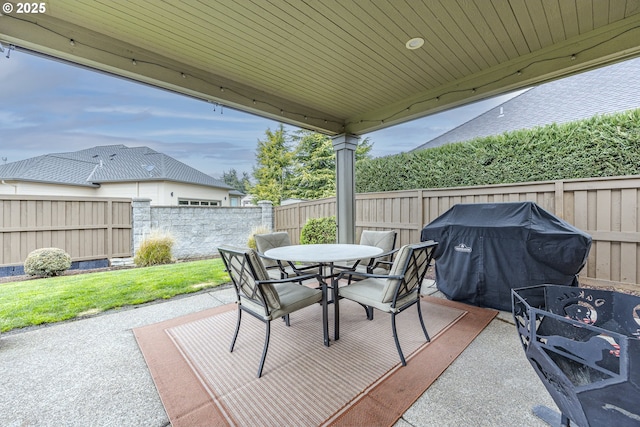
[334,230,398,284]
[336,240,438,366]
[254,231,322,279]
[218,245,328,377]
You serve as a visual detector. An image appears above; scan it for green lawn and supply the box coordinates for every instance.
[0,258,230,333]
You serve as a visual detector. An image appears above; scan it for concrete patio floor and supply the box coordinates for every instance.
[0,285,558,427]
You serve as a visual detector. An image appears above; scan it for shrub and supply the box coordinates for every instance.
[247,225,271,249]
[24,247,72,277]
[300,216,337,244]
[134,231,174,267]
[355,108,640,192]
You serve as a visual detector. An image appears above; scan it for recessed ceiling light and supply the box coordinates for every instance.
[406,37,424,50]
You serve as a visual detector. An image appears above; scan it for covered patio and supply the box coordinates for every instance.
[2,2,640,426]
[2,0,640,242]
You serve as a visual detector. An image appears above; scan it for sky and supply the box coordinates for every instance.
[0,48,521,178]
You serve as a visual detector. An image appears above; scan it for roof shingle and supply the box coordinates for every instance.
[414,57,640,151]
[0,145,233,189]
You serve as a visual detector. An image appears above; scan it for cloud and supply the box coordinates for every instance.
[0,111,37,129]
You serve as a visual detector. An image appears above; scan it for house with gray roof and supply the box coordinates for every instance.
[0,145,242,206]
[413,57,640,151]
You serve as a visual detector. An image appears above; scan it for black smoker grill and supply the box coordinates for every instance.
[421,202,592,311]
[512,285,640,427]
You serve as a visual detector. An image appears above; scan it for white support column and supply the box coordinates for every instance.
[332,134,359,244]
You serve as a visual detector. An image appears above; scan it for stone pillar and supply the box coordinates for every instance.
[131,198,152,256]
[258,200,274,231]
[332,134,359,244]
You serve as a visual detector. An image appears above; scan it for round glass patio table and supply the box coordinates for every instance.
[264,244,383,343]
[264,243,383,264]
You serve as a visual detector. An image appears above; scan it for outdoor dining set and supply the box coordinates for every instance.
[218,230,438,378]
[214,202,640,427]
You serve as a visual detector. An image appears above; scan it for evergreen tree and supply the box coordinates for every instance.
[250,124,293,205]
[221,168,251,193]
[289,131,336,200]
[250,127,374,203]
[286,131,373,200]
[355,137,374,162]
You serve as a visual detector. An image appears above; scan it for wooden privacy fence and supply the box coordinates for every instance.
[0,196,132,267]
[275,175,640,292]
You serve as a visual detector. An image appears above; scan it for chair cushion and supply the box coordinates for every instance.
[381,245,411,303]
[246,249,281,310]
[360,230,396,251]
[271,283,323,318]
[266,268,284,280]
[351,264,388,275]
[338,278,416,313]
[358,230,396,267]
[255,232,291,268]
[338,277,387,309]
[241,283,322,320]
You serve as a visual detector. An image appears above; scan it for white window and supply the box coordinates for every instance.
[178,198,220,206]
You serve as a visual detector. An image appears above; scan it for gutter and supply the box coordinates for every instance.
[1,180,18,194]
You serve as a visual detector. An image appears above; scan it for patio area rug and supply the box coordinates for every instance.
[134,295,497,427]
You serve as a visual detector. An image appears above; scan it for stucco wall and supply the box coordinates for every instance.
[103,181,231,206]
[0,181,97,196]
[0,180,233,206]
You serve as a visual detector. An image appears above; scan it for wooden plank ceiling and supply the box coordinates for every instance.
[1,0,640,136]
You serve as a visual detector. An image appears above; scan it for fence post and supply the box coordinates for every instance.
[131,198,152,257]
[258,200,273,231]
[555,180,565,219]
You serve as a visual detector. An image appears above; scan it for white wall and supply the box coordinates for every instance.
[0,181,96,197]
[0,180,232,206]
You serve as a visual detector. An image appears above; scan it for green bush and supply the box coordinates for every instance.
[356,108,640,192]
[300,216,337,244]
[134,232,174,267]
[24,247,72,277]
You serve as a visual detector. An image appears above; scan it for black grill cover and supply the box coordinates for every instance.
[420,202,592,311]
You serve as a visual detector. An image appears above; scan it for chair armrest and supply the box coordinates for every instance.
[336,269,403,282]
[368,259,393,273]
[332,260,362,272]
[364,247,399,268]
[256,252,318,277]
[256,273,323,286]
[256,251,289,264]
[288,261,323,273]
[371,247,399,261]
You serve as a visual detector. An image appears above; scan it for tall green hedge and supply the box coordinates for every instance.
[356,109,640,193]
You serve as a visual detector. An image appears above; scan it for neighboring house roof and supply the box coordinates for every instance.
[281,198,307,205]
[413,57,640,151]
[0,144,233,189]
